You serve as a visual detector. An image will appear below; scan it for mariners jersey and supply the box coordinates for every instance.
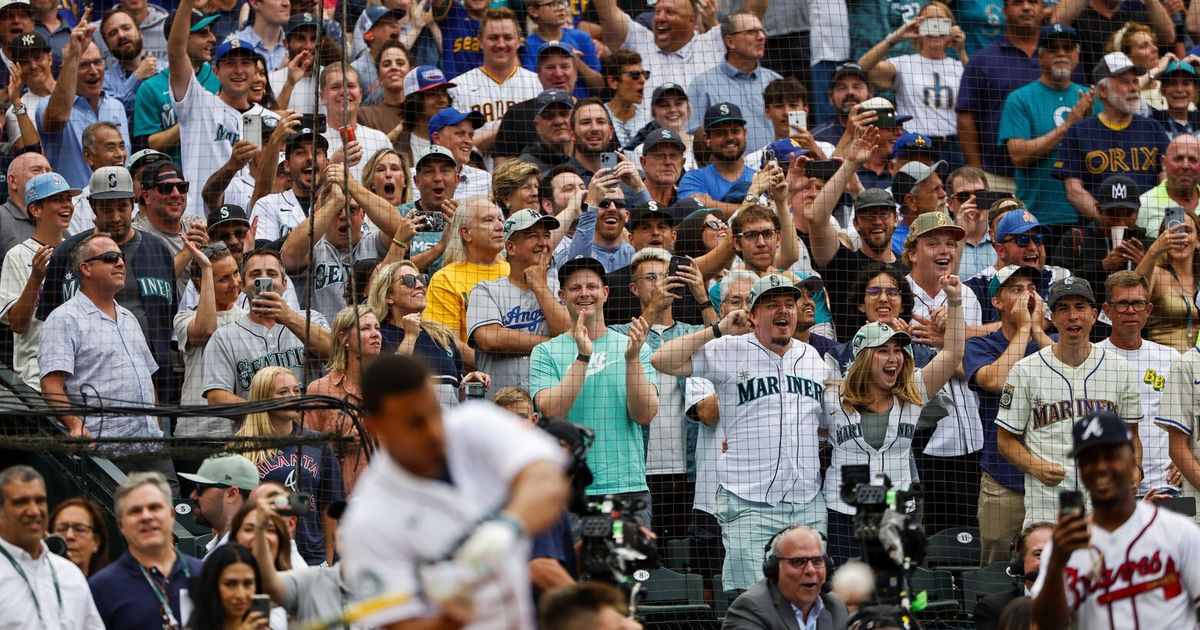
[822,376,928,515]
[201,313,329,400]
[448,66,542,125]
[1154,347,1200,522]
[249,190,309,244]
[689,334,835,506]
[1031,502,1200,629]
[997,344,1143,526]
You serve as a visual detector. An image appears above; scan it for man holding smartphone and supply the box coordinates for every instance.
[1031,411,1200,629]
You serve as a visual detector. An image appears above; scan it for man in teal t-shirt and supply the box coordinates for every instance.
[530,257,659,525]
[997,24,1093,226]
[132,9,221,165]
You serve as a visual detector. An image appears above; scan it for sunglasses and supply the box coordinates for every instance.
[155,181,190,195]
[201,242,229,257]
[84,251,124,264]
[1002,233,1046,247]
[623,70,650,80]
[865,286,901,298]
[704,217,727,230]
[599,199,627,209]
[398,273,428,288]
[953,190,984,203]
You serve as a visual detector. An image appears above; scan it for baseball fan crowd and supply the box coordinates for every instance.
[9,0,1200,626]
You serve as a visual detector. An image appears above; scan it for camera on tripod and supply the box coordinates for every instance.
[578,495,658,589]
[840,465,927,608]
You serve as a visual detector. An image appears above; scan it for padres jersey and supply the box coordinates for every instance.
[822,376,928,515]
[689,334,835,506]
[1097,338,1179,496]
[1031,502,1200,629]
[172,71,279,217]
[201,313,329,400]
[1154,348,1200,522]
[997,345,1143,526]
[448,66,542,125]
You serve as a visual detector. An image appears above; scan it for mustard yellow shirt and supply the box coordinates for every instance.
[423,261,510,341]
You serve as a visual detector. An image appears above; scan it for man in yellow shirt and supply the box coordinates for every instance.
[423,197,511,340]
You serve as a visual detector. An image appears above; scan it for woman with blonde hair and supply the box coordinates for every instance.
[368,261,484,405]
[491,159,541,217]
[234,366,344,566]
[1136,211,1200,351]
[308,305,384,492]
[822,275,966,564]
[857,0,968,167]
[362,148,414,207]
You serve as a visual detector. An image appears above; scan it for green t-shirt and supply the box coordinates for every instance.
[133,64,220,165]
[530,330,657,495]
[997,80,1090,225]
[860,408,891,450]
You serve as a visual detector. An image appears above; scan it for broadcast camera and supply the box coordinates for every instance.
[578,495,659,589]
[841,465,927,618]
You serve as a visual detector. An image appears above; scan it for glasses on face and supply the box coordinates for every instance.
[532,0,568,8]
[84,251,124,265]
[201,242,229,258]
[731,27,766,37]
[953,189,985,203]
[53,523,94,536]
[155,181,190,195]
[704,217,727,231]
[398,273,428,288]
[737,228,778,242]
[599,199,627,209]
[623,70,651,81]
[637,272,663,283]
[1108,299,1150,313]
[1003,233,1046,247]
[865,286,901,299]
[779,556,827,569]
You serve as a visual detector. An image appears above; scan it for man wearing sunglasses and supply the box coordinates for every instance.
[966,208,1072,323]
[133,161,208,285]
[1049,174,1151,307]
[36,165,180,404]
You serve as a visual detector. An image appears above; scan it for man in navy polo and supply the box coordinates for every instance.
[89,473,203,629]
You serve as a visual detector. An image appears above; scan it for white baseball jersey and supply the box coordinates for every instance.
[907,276,985,456]
[997,344,1143,526]
[340,401,565,630]
[269,68,318,115]
[290,232,387,318]
[447,66,542,125]
[68,192,93,236]
[0,238,45,390]
[1030,502,1200,629]
[173,306,247,438]
[1154,348,1200,522]
[685,377,723,515]
[172,72,279,218]
[689,334,835,506]
[321,124,392,182]
[201,312,329,400]
[822,375,928,514]
[249,190,308,244]
[1098,339,1179,496]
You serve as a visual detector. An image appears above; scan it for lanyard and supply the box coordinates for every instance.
[0,542,64,626]
[136,551,191,630]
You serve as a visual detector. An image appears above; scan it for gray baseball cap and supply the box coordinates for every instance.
[88,166,135,200]
[748,273,802,309]
[503,208,560,243]
[850,321,913,359]
[178,454,259,491]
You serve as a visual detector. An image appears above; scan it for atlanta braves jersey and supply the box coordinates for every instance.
[1031,502,1200,629]
[997,344,1143,526]
[689,334,835,506]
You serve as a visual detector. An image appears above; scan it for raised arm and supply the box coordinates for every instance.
[917,275,965,395]
[327,162,406,241]
[622,317,658,426]
[768,164,799,270]
[807,130,873,267]
[167,0,196,101]
[593,0,631,52]
[182,241,217,348]
[280,185,342,272]
[43,10,93,135]
[651,308,752,376]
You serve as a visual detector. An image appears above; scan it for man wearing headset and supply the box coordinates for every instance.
[972,522,1053,630]
[724,525,849,630]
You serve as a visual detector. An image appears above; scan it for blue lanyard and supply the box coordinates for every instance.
[0,542,64,626]
[136,551,191,630]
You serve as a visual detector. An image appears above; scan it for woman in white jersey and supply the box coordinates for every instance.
[857,1,967,167]
[822,274,966,563]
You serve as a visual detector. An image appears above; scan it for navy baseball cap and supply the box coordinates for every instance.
[832,62,869,82]
[212,38,262,65]
[1038,23,1079,45]
[140,160,185,189]
[557,256,607,285]
[207,204,250,228]
[538,39,575,60]
[428,107,485,136]
[1096,174,1140,210]
[643,127,686,152]
[1070,410,1132,457]
[703,103,746,129]
[890,132,938,159]
[285,12,320,36]
[8,32,48,60]
[534,89,574,116]
[651,82,688,105]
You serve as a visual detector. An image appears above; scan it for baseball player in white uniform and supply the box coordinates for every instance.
[1031,411,1200,630]
[340,354,568,630]
[997,277,1143,527]
[652,273,836,591]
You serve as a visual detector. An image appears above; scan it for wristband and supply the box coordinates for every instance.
[575,353,591,364]
[712,322,723,338]
[391,237,409,249]
[496,510,526,536]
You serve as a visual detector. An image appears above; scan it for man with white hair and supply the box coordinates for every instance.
[725,525,850,629]
[1056,52,1169,223]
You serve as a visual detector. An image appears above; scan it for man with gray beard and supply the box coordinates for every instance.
[1054,50,1168,226]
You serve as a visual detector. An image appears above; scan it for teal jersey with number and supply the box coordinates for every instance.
[530,330,656,495]
[133,64,220,165]
[997,80,1088,226]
